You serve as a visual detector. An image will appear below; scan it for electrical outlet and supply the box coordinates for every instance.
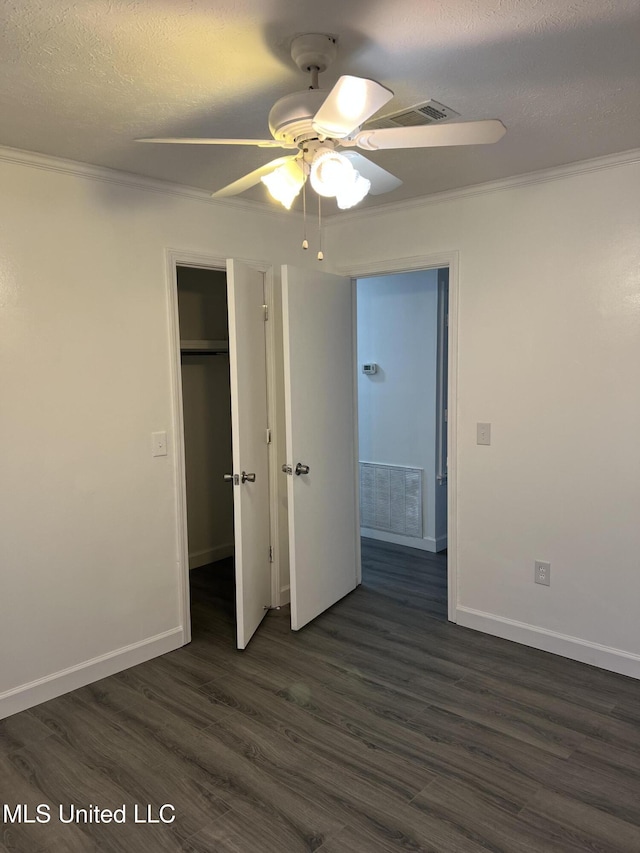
[535,560,551,586]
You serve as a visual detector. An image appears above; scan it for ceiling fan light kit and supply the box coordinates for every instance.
[309,149,353,197]
[336,172,371,210]
[309,149,371,209]
[136,32,506,254]
[260,159,307,209]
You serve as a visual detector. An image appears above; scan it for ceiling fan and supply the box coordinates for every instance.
[137,34,506,211]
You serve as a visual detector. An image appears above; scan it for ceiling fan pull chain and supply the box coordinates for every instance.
[317,195,324,261]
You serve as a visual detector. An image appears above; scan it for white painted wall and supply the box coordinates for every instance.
[357,270,444,551]
[0,149,312,717]
[3,142,639,719]
[329,151,640,678]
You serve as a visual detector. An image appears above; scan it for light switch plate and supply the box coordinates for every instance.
[477,423,491,446]
[152,431,168,457]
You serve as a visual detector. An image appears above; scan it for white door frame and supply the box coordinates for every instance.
[165,249,281,643]
[341,251,459,623]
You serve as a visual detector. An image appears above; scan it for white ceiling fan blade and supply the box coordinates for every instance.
[212,156,299,198]
[136,137,296,149]
[341,151,402,195]
[353,120,506,150]
[312,76,394,138]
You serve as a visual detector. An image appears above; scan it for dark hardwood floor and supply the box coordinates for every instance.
[2,539,640,852]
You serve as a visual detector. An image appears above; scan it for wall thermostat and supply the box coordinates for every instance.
[362,363,378,375]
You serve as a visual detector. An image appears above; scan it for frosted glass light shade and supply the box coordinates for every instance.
[336,173,371,209]
[261,160,305,209]
[309,150,355,197]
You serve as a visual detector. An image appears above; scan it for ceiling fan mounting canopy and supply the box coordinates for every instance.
[289,33,338,74]
[268,88,329,145]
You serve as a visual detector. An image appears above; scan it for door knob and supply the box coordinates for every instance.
[223,473,238,484]
[241,471,256,483]
[295,462,310,476]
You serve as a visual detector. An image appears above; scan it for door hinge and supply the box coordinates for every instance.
[262,303,269,321]
[444,408,448,422]
[269,546,273,563]
[266,428,271,444]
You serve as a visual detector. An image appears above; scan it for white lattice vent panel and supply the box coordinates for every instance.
[360,463,423,538]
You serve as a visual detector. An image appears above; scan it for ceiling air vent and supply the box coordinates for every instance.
[365,99,460,130]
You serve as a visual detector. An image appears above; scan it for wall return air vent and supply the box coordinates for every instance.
[365,99,460,130]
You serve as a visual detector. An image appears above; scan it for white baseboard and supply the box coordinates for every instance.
[361,528,447,553]
[457,606,640,680]
[189,543,234,570]
[0,627,185,720]
[280,585,290,606]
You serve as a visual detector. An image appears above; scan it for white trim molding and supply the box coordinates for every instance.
[457,607,640,681]
[165,250,196,644]
[352,280,363,587]
[336,251,457,280]
[0,628,184,720]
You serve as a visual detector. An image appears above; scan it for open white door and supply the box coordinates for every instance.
[227,259,271,648]
[282,265,360,631]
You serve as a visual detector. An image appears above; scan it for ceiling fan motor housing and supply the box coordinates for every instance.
[268,89,330,145]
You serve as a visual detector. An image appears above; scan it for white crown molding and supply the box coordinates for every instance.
[0,144,309,223]
[325,147,640,226]
[3,142,638,230]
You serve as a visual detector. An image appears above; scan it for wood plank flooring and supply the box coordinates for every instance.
[2,539,640,852]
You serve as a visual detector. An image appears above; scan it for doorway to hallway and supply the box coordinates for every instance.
[355,267,449,613]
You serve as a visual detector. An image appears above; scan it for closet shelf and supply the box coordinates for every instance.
[180,339,229,355]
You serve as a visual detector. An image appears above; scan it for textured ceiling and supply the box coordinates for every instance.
[1,0,639,210]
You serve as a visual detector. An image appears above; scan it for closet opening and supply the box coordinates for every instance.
[176,265,236,637]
